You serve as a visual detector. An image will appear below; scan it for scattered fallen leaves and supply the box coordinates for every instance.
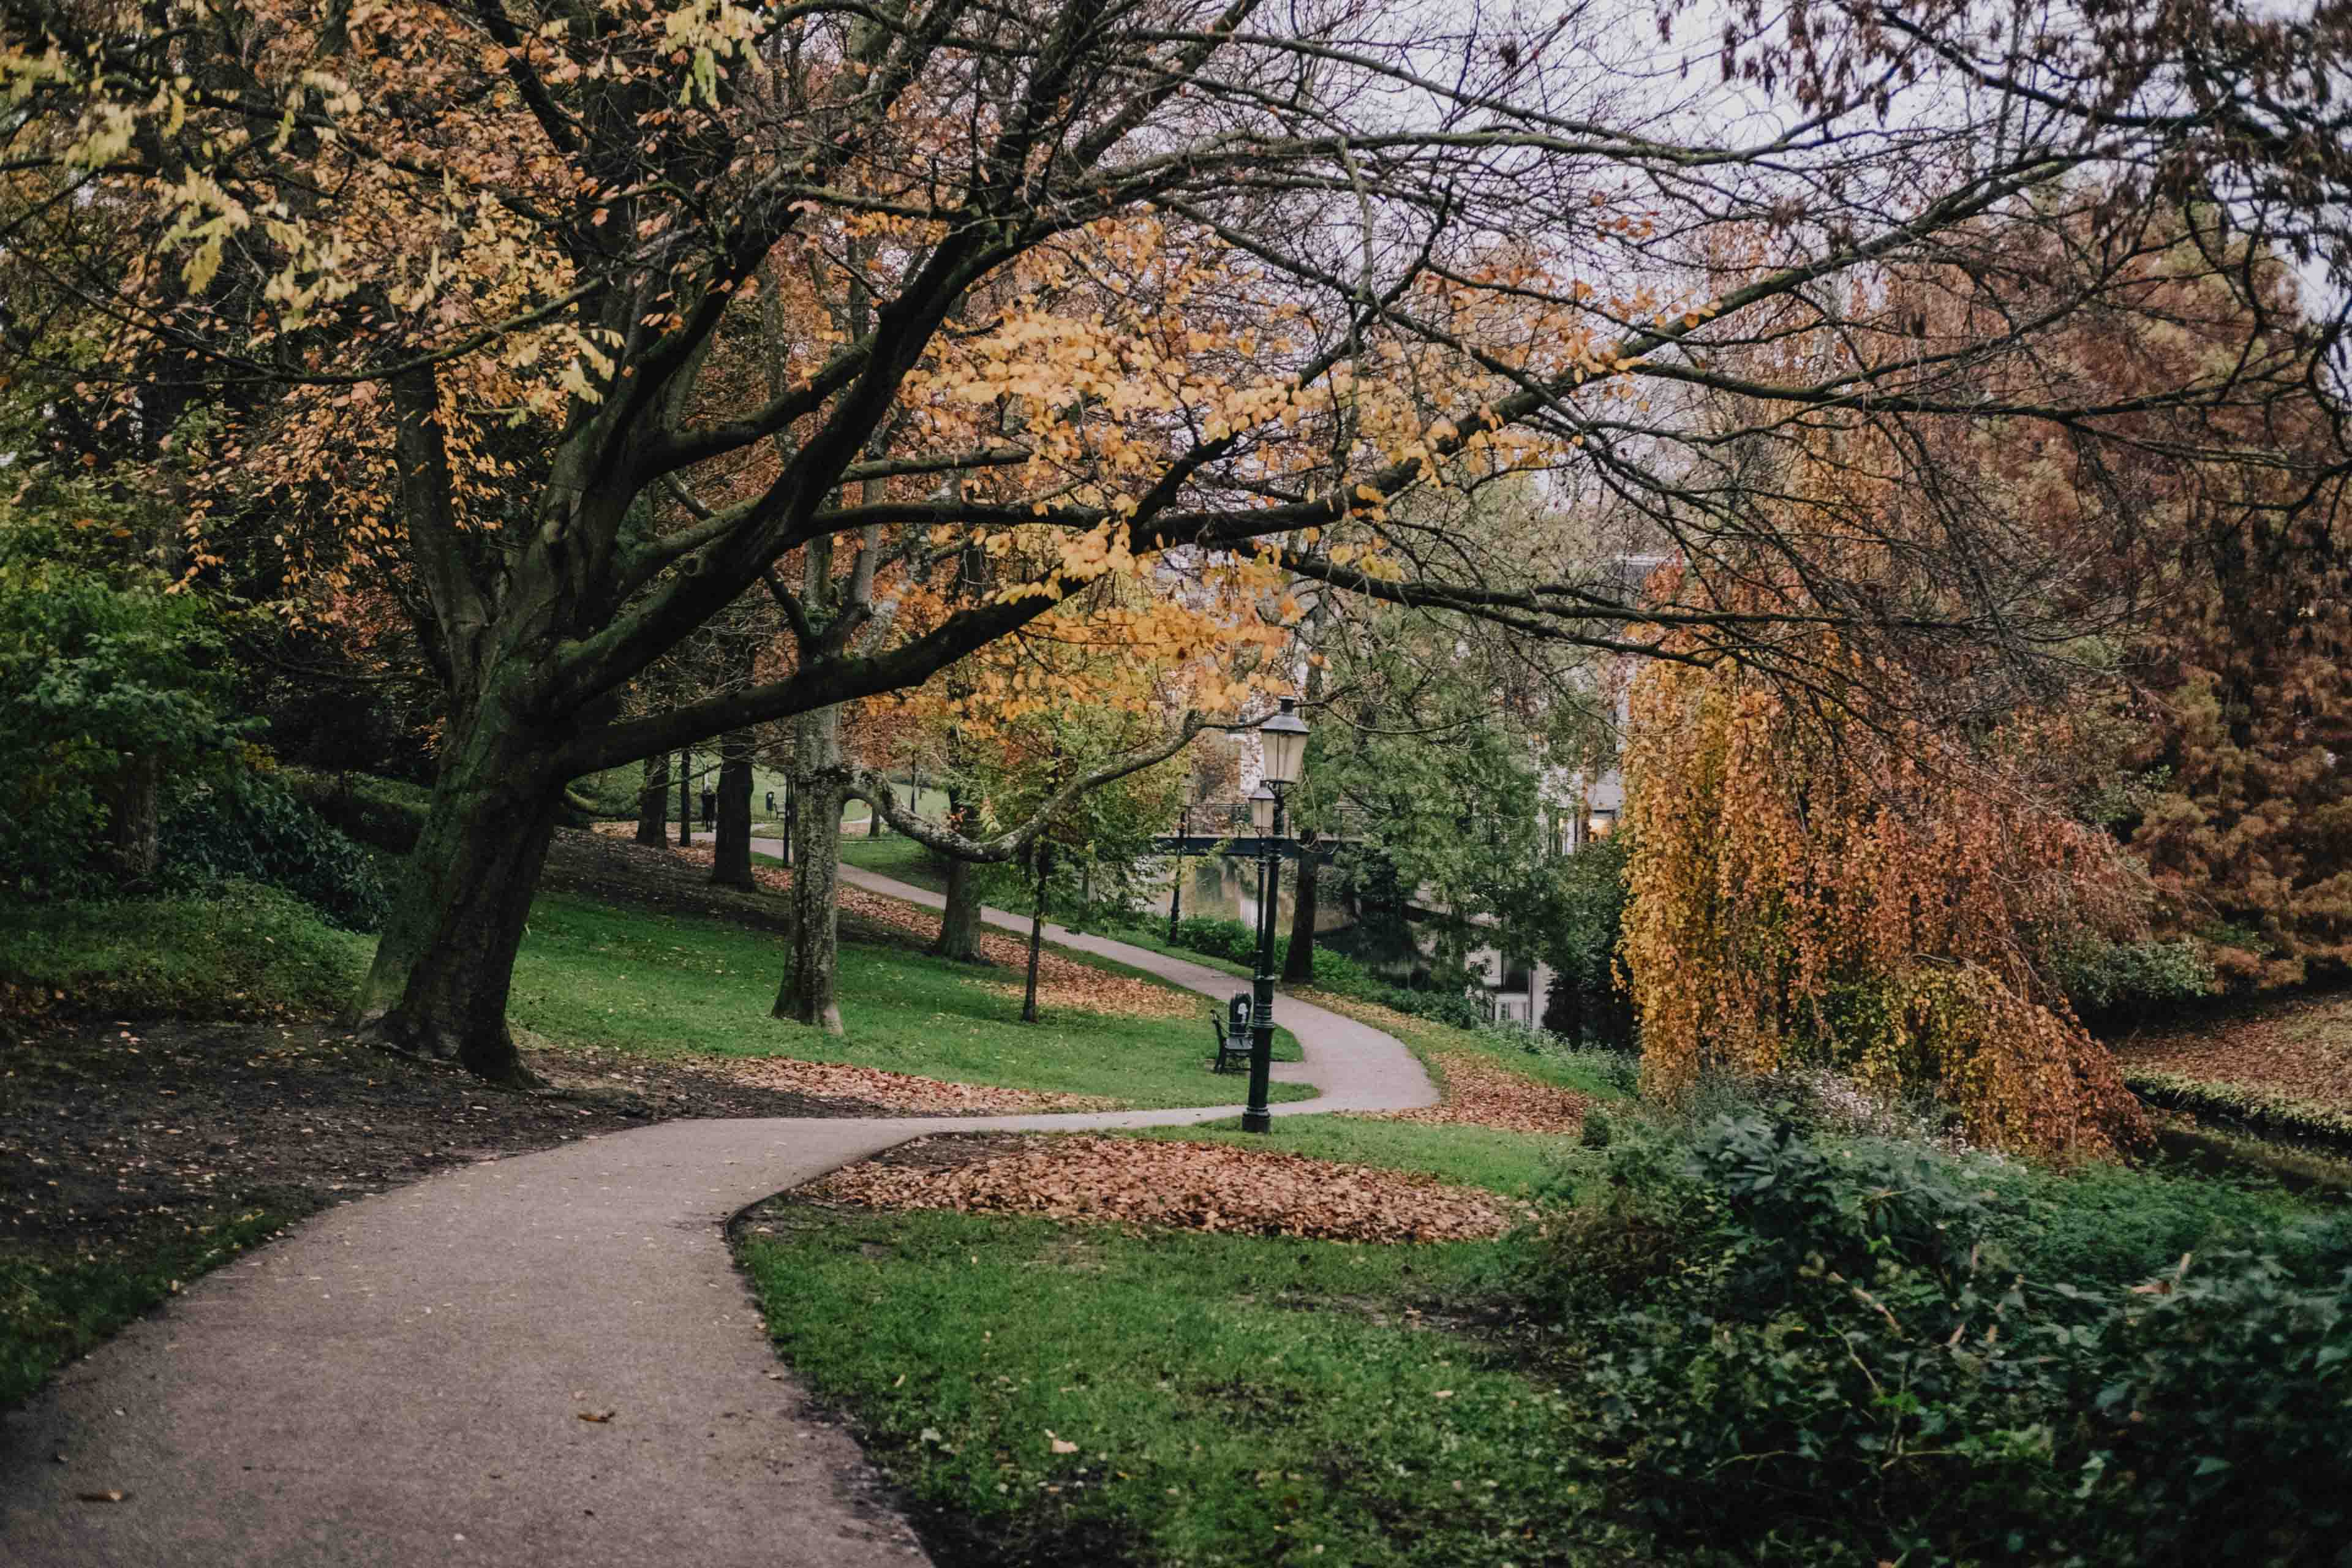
[1358,1047,1593,1135]
[1300,992,1597,1134]
[805,1134,1523,1243]
[2117,995,2352,1114]
[689,1054,1114,1114]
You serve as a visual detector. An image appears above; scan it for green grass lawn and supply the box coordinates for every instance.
[837,834,951,893]
[508,893,1312,1106]
[740,1209,1593,1568]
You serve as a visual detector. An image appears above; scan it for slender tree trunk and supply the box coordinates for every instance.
[635,752,669,845]
[782,774,796,867]
[868,786,885,837]
[105,754,163,883]
[774,706,846,1033]
[677,749,693,846]
[712,731,755,886]
[1021,845,1050,1023]
[931,786,987,962]
[1283,853,1319,983]
[353,698,565,1086]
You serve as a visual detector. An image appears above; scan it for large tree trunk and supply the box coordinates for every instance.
[353,702,564,1087]
[773,706,846,1033]
[634,752,669,845]
[1282,853,1319,983]
[930,788,988,962]
[711,731,755,887]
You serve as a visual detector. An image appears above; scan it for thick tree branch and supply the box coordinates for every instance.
[844,714,1210,862]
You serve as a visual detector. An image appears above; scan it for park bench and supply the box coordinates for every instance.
[1210,993,1254,1073]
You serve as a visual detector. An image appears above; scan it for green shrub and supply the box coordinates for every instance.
[1539,830,1637,1046]
[0,881,370,1019]
[159,772,390,930]
[0,511,247,892]
[1542,1113,2352,1565]
[1169,915,1256,963]
[2055,934,2218,1027]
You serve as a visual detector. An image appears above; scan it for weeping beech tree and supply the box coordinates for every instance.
[8,0,2350,1082]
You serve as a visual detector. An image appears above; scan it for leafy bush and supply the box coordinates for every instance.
[1539,1112,2352,1565]
[0,881,370,1020]
[1539,831,1637,1047]
[2054,934,2218,1027]
[0,511,246,892]
[1169,915,1257,964]
[159,772,392,930]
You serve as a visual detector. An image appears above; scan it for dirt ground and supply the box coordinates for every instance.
[0,1019,901,1261]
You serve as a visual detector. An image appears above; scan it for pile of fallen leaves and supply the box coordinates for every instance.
[662,844,1196,1021]
[805,1134,1522,1242]
[683,1055,1114,1114]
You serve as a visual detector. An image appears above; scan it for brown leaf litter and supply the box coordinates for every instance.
[2115,992,2352,1114]
[804,1133,1523,1243]
[676,1054,1113,1114]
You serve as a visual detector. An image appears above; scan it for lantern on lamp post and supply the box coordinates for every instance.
[1243,698,1310,1133]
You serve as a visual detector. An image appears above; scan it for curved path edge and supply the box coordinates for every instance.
[0,865,1435,1568]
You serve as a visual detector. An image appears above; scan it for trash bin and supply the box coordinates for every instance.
[1228,993,1254,1036]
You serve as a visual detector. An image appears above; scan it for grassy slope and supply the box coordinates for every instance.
[741,1211,1587,1568]
[0,881,371,1020]
[507,892,1312,1106]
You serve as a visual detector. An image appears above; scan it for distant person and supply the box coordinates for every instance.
[700,787,715,826]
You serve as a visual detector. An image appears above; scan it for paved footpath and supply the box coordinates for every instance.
[1,865,1434,1567]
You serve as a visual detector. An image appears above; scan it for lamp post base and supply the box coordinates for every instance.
[1244,837,1280,1133]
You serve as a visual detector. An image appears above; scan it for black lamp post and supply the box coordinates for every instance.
[1167,804,1188,944]
[1243,697,1311,1133]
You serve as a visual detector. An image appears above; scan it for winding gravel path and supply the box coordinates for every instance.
[0,866,1435,1568]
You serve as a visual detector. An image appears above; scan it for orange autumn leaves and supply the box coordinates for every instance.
[1623,644,2150,1158]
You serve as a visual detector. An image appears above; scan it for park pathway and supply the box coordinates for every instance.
[0,867,1435,1568]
